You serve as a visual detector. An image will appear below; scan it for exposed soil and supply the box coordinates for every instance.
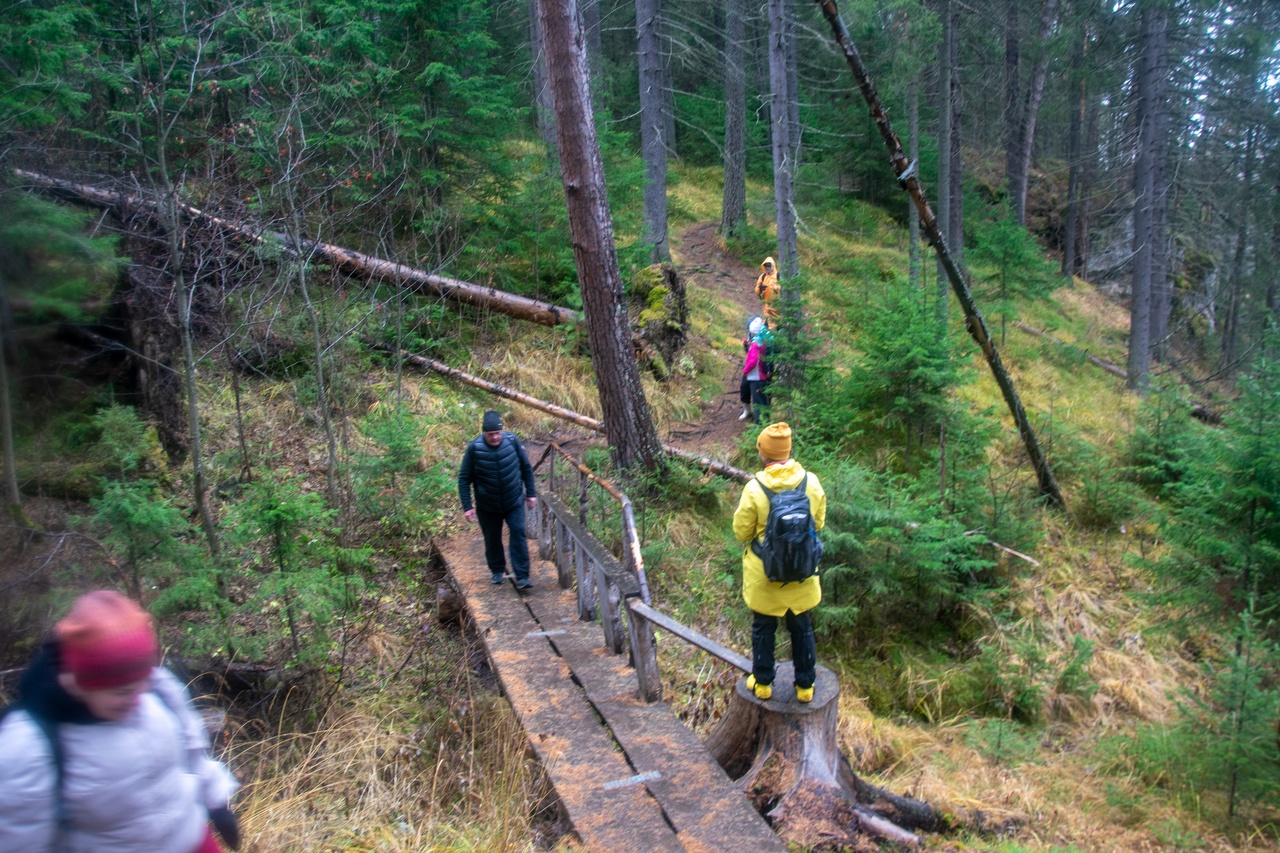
[534,220,768,464]
[664,221,768,457]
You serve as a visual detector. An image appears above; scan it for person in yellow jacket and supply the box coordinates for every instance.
[754,257,781,327]
[732,422,826,703]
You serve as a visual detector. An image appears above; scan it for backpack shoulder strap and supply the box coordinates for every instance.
[753,476,775,498]
[24,701,72,829]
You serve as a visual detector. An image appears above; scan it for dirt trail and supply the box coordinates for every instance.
[666,221,771,457]
[531,221,768,465]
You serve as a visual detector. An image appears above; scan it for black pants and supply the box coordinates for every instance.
[751,609,816,689]
[739,378,770,411]
[477,503,530,580]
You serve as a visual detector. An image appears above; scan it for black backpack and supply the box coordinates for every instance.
[750,473,823,584]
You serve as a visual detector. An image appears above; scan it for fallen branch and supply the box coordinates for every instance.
[371,342,753,482]
[15,169,581,328]
[1013,321,1128,379]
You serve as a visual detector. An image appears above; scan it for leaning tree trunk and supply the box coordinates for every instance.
[536,0,667,475]
[706,663,945,848]
[812,0,1065,509]
[637,0,670,262]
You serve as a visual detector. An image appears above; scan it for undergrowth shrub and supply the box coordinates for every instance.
[223,465,372,666]
[809,456,995,645]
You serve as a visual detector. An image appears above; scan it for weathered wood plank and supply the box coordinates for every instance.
[629,601,752,674]
[521,584,787,853]
[445,534,683,852]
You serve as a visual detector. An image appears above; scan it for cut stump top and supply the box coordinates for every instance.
[735,662,840,713]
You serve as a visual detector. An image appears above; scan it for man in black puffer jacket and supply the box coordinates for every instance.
[458,410,539,589]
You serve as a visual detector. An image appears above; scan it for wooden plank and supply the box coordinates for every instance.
[629,601,752,674]
[522,585,788,853]
[445,535,683,852]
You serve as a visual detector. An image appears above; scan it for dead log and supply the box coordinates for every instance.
[370,342,754,481]
[1013,321,1129,379]
[14,169,581,328]
[705,663,944,849]
[1012,322,1224,424]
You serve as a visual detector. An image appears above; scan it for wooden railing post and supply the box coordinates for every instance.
[596,564,625,654]
[626,601,662,702]
[575,543,596,620]
[555,518,574,589]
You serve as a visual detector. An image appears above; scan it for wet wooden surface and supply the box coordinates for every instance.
[444,531,786,853]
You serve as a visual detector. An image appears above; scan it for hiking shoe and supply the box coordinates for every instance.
[746,675,772,700]
[516,578,533,590]
[491,573,505,585]
[738,409,750,421]
[796,685,814,704]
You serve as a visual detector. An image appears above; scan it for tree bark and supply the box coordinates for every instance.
[1062,26,1085,279]
[935,0,953,328]
[537,0,667,474]
[946,9,964,262]
[705,664,943,847]
[637,0,670,262]
[1004,0,1023,222]
[1127,0,1166,390]
[720,0,748,238]
[1013,0,1058,227]
[769,0,799,279]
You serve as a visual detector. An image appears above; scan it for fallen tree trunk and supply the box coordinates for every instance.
[15,169,581,328]
[372,342,754,482]
[1012,321,1223,424]
[706,663,946,848]
[1013,321,1128,379]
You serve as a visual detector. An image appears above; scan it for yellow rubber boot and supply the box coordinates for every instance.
[795,685,814,703]
[746,675,772,700]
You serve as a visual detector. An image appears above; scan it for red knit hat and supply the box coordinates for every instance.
[56,590,160,690]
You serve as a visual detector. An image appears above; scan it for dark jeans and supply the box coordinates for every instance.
[751,609,816,689]
[477,503,530,581]
[739,378,771,415]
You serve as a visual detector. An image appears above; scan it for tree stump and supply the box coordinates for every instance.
[705,663,944,849]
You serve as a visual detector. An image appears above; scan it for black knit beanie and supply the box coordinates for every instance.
[481,410,503,432]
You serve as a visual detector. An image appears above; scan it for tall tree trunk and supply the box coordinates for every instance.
[1062,26,1085,278]
[936,0,953,328]
[908,71,921,291]
[721,0,747,238]
[1127,0,1166,390]
[1013,0,1058,226]
[1220,128,1255,376]
[637,0,670,262]
[1149,91,1174,361]
[530,0,558,154]
[947,7,964,261]
[0,271,23,523]
[769,0,799,278]
[537,0,666,474]
[1004,0,1023,220]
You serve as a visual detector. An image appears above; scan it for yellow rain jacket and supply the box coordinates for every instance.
[755,257,780,304]
[733,459,826,616]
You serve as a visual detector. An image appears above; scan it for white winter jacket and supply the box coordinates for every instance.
[0,666,237,853]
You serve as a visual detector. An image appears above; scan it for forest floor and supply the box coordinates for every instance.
[666,220,768,455]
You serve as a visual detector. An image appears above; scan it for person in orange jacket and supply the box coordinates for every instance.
[754,257,780,327]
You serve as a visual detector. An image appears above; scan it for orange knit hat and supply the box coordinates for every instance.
[756,422,792,461]
[56,590,159,690]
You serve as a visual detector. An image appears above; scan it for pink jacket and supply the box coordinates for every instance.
[743,340,769,381]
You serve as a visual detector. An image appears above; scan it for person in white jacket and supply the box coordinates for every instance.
[0,590,239,853]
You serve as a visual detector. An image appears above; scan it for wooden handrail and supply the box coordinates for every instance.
[529,443,760,702]
[628,601,751,674]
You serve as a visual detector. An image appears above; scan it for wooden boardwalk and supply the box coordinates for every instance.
[443,531,787,853]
